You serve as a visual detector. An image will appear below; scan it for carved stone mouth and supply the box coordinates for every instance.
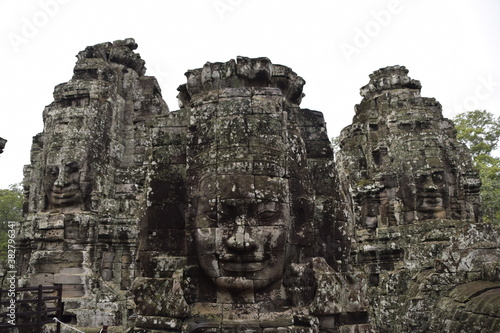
[219,254,268,272]
[220,261,268,273]
[219,254,265,263]
[51,187,79,199]
[51,191,77,199]
[418,193,442,198]
[419,197,444,204]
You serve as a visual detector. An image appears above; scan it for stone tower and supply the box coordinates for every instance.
[131,56,368,332]
[336,66,499,332]
[337,65,481,229]
[18,39,167,326]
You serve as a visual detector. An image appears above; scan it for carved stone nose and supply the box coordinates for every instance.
[423,178,437,191]
[226,225,257,252]
[53,170,65,187]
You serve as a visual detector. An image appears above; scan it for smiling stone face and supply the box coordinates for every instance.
[194,174,290,293]
[185,84,293,297]
[43,161,84,211]
[414,169,449,218]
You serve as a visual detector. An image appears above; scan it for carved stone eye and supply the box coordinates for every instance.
[65,162,80,174]
[432,172,445,184]
[205,211,232,222]
[205,211,218,222]
[47,167,59,177]
[256,210,279,223]
[416,174,427,184]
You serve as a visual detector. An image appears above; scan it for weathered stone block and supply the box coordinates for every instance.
[62,284,85,298]
[43,229,65,240]
[54,273,83,284]
[29,273,54,286]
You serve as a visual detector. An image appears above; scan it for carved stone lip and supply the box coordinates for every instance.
[417,193,443,198]
[50,189,79,199]
[219,253,266,263]
[220,261,269,273]
[219,254,268,272]
[418,196,444,204]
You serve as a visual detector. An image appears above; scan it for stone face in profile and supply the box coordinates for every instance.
[335,66,499,333]
[19,38,167,327]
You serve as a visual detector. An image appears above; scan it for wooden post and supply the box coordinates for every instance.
[56,284,62,333]
[37,284,43,331]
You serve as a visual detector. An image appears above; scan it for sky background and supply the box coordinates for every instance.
[1,0,499,189]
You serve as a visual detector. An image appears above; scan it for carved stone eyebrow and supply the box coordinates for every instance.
[65,161,80,169]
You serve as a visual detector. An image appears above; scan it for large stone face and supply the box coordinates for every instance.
[132,56,361,332]
[18,41,500,332]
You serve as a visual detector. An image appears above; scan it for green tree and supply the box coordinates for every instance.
[0,183,23,222]
[0,183,23,270]
[453,110,500,223]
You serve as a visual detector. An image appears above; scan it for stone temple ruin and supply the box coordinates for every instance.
[15,39,500,332]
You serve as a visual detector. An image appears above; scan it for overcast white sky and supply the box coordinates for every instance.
[1,0,499,189]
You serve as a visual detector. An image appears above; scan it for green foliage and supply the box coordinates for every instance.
[0,183,23,223]
[0,183,23,268]
[453,110,500,159]
[453,110,500,223]
[331,136,340,153]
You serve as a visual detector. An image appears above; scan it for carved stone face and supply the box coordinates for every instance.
[43,161,83,211]
[414,169,449,219]
[194,175,290,293]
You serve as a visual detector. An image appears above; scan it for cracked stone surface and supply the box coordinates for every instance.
[17,41,499,332]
